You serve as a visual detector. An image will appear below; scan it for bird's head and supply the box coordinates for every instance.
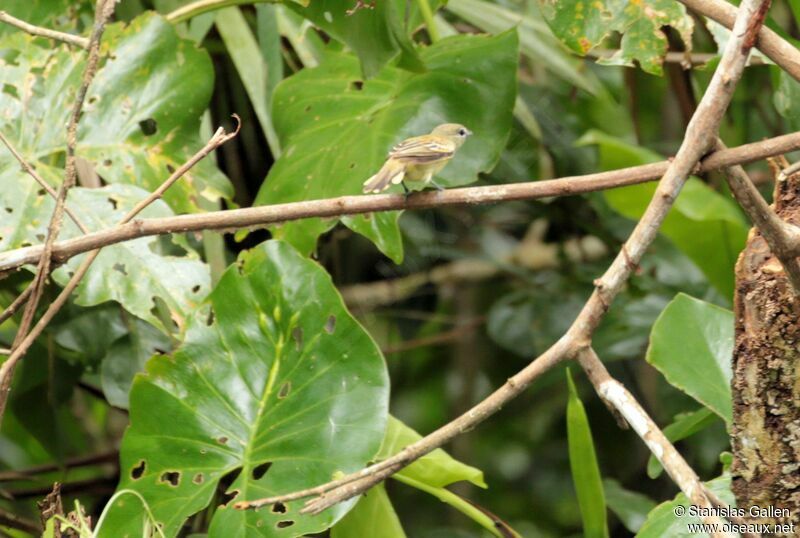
[431,123,472,147]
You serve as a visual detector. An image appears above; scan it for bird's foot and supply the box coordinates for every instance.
[431,180,445,192]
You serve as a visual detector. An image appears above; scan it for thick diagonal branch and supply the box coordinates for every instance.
[234,0,768,524]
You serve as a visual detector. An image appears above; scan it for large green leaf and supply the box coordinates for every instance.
[538,0,694,75]
[636,475,733,537]
[603,479,656,534]
[0,13,231,216]
[102,240,389,537]
[566,369,609,538]
[287,0,442,78]
[255,31,519,261]
[647,294,733,424]
[581,131,748,298]
[646,407,718,478]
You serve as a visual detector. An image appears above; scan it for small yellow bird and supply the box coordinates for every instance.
[362,123,472,194]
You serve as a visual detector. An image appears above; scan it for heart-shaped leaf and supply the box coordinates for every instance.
[102,240,389,537]
[255,30,518,261]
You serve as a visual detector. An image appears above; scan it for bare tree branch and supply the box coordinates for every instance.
[234,0,768,524]
[2,132,799,277]
[0,123,240,427]
[717,140,800,293]
[679,0,800,83]
[0,10,89,49]
[0,130,88,234]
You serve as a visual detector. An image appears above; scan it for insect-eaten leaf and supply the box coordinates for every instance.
[538,0,694,75]
[255,30,519,262]
[0,12,231,216]
[101,240,389,537]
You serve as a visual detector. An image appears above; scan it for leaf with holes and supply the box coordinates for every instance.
[254,30,518,261]
[100,240,389,537]
[538,0,694,75]
[41,183,212,334]
[0,12,231,216]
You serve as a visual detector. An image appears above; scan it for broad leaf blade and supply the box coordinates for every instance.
[256,31,519,261]
[330,484,406,538]
[647,294,734,424]
[103,240,389,537]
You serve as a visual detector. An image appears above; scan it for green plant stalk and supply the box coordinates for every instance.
[94,490,166,538]
[392,473,509,538]
[414,0,440,42]
[167,0,288,24]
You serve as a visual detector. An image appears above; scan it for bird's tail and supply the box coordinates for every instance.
[362,158,406,193]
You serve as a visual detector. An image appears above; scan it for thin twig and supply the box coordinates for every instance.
[2,132,799,276]
[382,317,484,355]
[0,10,89,49]
[0,130,88,233]
[234,0,767,524]
[0,121,240,427]
[0,449,118,483]
[587,49,767,68]
[0,286,32,326]
[0,0,116,427]
[717,139,800,293]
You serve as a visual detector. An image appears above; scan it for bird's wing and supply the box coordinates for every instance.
[389,135,456,163]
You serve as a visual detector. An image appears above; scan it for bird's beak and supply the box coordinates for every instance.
[466,129,473,136]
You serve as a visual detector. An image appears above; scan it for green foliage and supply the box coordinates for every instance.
[566,369,608,538]
[102,241,389,536]
[603,479,656,533]
[647,407,718,478]
[538,0,694,75]
[583,131,748,297]
[255,30,518,261]
[330,484,406,538]
[647,294,734,423]
[0,13,232,216]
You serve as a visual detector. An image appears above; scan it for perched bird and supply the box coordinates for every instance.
[362,123,472,194]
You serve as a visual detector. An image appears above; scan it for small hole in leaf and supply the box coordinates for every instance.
[277,520,294,529]
[103,159,112,167]
[349,163,356,169]
[88,95,98,104]
[193,473,204,484]
[139,118,158,136]
[191,284,201,293]
[4,207,12,213]
[107,197,118,210]
[220,489,239,506]
[113,263,127,275]
[131,460,146,480]
[292,327,303,350]
[159,471,180,487]
[252,461,272,480]
[206,308,215,326]
[217,436,228,445]
[350,80,364,91]
[304,105,311,112]
[362,212,372,221]
[278,381,291,399]
[35,234,45,242]
[20,241,32,248]
[272,502,287,514]
[325,315,336,334]
[166,164,176,174]
[37,188,46,197]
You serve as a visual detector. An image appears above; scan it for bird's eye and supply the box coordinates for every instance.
[458,128,466,136]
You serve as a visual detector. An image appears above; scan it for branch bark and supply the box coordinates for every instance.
[2,132,799,276]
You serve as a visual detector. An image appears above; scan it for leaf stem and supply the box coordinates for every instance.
[414,0,440,42]
[392,473,510,537]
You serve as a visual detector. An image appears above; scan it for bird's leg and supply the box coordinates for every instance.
[402,181,411,200]
[430,180,445,192]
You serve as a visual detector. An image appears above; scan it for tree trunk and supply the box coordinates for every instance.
[732,159,800,530]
